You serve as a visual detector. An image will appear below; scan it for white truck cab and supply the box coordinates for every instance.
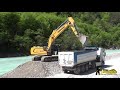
[84,46,106,66]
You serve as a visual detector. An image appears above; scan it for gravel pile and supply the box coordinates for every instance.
[0,61,62,78]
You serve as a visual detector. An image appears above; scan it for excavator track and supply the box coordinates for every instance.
[32,55,58,62]
[32,55,42,61]
[41,55,58,62]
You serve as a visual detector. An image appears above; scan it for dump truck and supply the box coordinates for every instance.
[58,46,106,74]
[30,17,88,61]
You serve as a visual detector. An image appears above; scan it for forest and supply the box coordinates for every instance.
[0,12,120,57]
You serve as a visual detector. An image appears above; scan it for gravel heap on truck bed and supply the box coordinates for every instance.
[0,61,62,78]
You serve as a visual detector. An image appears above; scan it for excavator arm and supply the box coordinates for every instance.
[47,17,88,52]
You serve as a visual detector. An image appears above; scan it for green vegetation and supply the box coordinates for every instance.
[0,12,120,57]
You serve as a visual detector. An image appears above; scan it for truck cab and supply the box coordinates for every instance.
[84,46,106,65]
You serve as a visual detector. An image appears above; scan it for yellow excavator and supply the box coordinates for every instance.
[30,17,88,61]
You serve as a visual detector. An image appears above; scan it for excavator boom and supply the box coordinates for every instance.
[47,17,88,51]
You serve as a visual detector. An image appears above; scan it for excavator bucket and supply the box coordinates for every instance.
[78,33,88,47]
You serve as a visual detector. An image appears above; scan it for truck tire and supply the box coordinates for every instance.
[102,60,105,65]
[63,69,68,73]
[63,70,68,73]
[81,65,85,73]
[74,66,81,75]
[62,67,68,73]
[85,64,89,71]
[91,61,96,69]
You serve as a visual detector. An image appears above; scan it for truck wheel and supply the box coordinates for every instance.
[85,64,89,71]
[102,60,105,65]
[81,65,85,73]
[74,67,80,75]
[91,61,96,69]
[63,70,68,73]
[62,68,68,73]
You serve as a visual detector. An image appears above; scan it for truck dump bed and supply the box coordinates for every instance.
[58,50,97,67]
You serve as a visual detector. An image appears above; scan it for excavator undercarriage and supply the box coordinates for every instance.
[32,55,58,62]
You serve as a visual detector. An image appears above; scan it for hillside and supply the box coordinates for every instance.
[0,12,120,57]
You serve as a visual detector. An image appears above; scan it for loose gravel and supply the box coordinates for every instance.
[0,61,62,78]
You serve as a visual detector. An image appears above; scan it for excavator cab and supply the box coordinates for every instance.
[30,46,48,55]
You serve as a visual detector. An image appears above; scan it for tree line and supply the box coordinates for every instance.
[0,12,120,57]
